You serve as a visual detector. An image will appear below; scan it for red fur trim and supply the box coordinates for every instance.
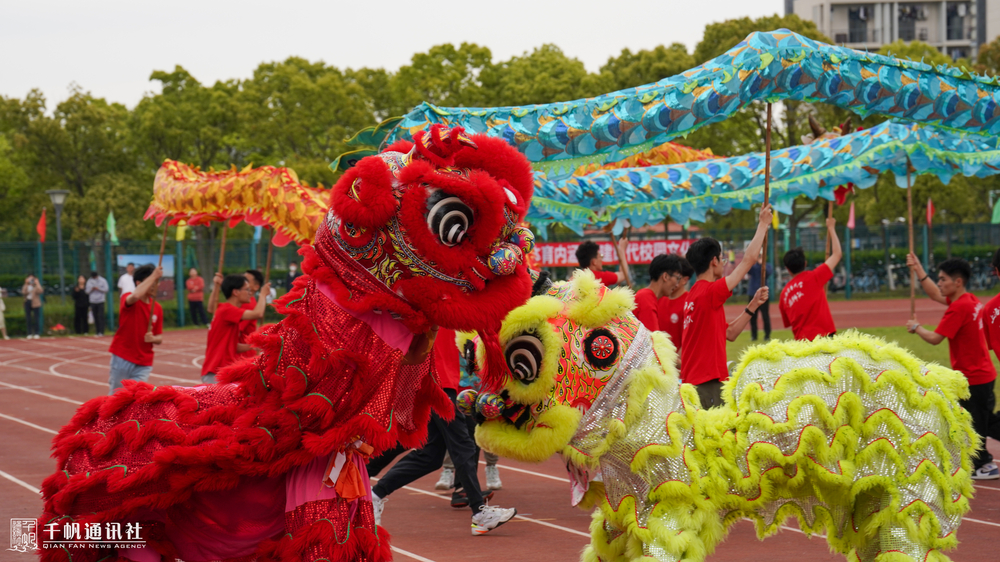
[383,139,414,154]
[331,157,398,228]
[453,134,535,215]
[412,125,467,167]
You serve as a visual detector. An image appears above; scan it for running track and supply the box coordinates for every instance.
[2,327,999,561]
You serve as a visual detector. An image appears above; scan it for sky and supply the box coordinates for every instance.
[1,0,783,109]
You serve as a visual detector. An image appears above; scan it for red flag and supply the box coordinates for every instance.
[926,198,935,226]
[847,201,856,230]
[833,183,855,205]
[36,208,46,243]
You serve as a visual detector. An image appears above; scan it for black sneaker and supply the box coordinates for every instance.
[451,488,494,508]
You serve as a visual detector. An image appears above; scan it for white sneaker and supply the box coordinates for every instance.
[485,465,502,490]
[471,504,516,536]
[972,462,1000,480]
[435,467,455,490]
[372,494,386,526]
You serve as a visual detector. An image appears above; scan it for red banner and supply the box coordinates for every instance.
[531,239,695,268]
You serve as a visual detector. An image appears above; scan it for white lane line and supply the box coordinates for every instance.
[975,485,1000,492]
[192,356,204,368]
[0,469,40,494]
[381,480,589,538]
[779,524,826,538]
[391,546,436,562]
[964,516,1000,528]
[2,346,199,385]
[0,381,84,405]
[0,413,58,434]
[27,339,200,370]
[480,461,570,483]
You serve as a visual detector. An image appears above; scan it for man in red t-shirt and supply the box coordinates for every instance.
[201,274,270,384]
[681,205,772,408]
[907,254,1000,480]
[778,217,842,340]
[633,255,682,331]
[658,257,694,350]
[185,268,207,326]
[575,238,629,286]
[107,265,164,394]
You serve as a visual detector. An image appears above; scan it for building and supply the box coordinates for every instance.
[786,0,1000,59]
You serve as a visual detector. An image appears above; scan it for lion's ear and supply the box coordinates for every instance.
[330,156,398,228]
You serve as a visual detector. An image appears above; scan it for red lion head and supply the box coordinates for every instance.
[315,125,536,390]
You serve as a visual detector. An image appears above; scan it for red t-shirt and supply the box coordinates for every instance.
[108,293,163,367]
[981,293,1000,361]
[680,278,732,385]
[935,292,996,386]
[590,269,619,286]
[185,276,204,302]
[778,264,836,341]
[202,302,246,377]
[658,293,687,348]
[633,288,659,332]
[433,328,460,391]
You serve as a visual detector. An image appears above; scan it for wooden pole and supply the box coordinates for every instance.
[207,227,228,313]
[825,201,834,259]
[148,223,169,331]
[906,157,916,320]
[609,230,634,289]
[262,235,274,286]
[760,103,773,289]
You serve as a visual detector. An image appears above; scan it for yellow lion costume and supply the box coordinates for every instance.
[462,271,977,562]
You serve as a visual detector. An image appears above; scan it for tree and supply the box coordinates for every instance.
[0,134,38,240]
[976,35,1000,75]
[484,45,606,106]
[130,66,241,171]
[389,43,495,114]
[597,44,695,91]
[239,57,377,187]
[878,40,955,67]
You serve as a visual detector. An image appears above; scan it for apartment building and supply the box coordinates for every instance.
[785,0,1000,59]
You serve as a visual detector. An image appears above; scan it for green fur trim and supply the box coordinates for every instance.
[476,404,581,463]
[566,270,636,329]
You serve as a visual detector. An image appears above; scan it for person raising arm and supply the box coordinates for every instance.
[126,266,165,345]
[724,205,774,291]
[725,286,769,341]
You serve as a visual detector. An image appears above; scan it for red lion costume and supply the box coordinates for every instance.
[39,127,535,562]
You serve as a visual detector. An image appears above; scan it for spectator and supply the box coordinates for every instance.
[117,262,136,295]
[85,271,109,337]
[747,254,773,341]
[286,261,302,290]
[658,257,694,350]
[201,274,269,384]
[907,255,1000,480]
[682,205,772,408]
[633,254,681,332]
[71,275,90,335]
[107,265,164,394]
[575,238,629,286]
[0,285,8,340]
[21,273,43,339]
[185,268,207,326]
[778,218,842,341]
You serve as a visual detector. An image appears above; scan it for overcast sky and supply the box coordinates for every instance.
[2,0,783,108]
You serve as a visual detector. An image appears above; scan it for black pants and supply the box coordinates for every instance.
[370,391,485,514]
[961,380,1000,469]
[73,306,89,334]
[189,301,208,326]
[24,303,39,336]
[696,379,724,409]
[749,295,771,340]
[90,303,105,335]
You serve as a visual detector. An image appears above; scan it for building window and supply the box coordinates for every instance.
[947,3,968,40]
[849,6,869,43]
[898,4,926,41]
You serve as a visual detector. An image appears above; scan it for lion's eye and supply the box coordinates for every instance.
[426,191,473,246]
[505,333,544,383]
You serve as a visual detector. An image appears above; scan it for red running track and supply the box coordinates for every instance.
[1,329,999,562]
[723,296,956,330]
